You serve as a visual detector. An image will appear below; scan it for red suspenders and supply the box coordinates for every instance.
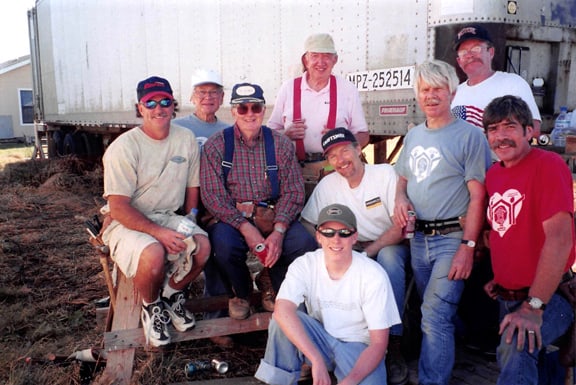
[292,75,337,161]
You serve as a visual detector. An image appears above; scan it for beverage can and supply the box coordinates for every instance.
[403,210,416,239]
[184,360,211,376]
[254,243,268,264]
[211,359,229,374]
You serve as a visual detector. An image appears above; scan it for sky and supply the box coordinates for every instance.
[0,0,36,64]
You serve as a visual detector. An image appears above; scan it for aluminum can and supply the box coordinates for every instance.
[254,243,268,264]
[211,359,229,374]
[403,210,416,239]
[184,360,211,376]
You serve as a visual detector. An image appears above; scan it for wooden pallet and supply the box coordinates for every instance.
[94,269,271,384]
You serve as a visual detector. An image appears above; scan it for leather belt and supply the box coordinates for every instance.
[415,217,462,236]
[494,285,529,301]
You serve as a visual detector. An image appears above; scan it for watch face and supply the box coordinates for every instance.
[528,297,543,309]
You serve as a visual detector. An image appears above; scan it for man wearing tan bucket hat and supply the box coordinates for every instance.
[267,33,369,196]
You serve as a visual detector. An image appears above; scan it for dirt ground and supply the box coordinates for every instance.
[0,152,266,385]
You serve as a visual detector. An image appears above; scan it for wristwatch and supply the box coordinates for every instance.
[526,296,547,310]
[461,239,476,248]
[274,225,286,235]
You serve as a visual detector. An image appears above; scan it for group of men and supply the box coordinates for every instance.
[100,25,574,385]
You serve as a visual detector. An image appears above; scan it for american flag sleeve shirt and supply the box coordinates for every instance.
[200,125,305,229]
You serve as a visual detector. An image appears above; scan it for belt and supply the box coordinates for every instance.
[494,285,529,301]
[303,152,325,163]
[415,217,462,236]
[495,270,573,302]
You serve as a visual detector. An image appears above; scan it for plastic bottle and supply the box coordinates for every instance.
[176,208,198,236]
[551,106,570,148]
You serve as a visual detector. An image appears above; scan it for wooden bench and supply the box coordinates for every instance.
[93,250,271,385]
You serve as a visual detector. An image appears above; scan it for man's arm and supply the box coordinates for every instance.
[354,131,370,149]
[340,328,389,385]
[273,299,333,385]
[499,211,573,351]
[363,223,404,258]
[393,176,412,228]
[184,186,199,215]
[448,179,485,280]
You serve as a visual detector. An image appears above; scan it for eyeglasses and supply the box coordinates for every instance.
[457,45,486,59]
[141,98,173,109]
[235,104,264,115]
[194,90,222,98]
[316,227,357,238]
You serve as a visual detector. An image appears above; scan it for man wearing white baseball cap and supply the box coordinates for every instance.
[173,69,230,150]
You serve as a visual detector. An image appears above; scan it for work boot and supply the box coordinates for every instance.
[386,335,408,385]
[255,268,275,312]
[228,297,250,320]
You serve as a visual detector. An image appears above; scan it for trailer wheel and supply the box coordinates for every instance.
[52,131,65,156]
[63,133,76,155]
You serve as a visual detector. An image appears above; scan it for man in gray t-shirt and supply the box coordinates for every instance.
[172,69,229,149]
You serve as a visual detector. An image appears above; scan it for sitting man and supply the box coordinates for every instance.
[199,83,317,328]
[255,204,400,385]
[101,76,210,347]
[301,127,409,385]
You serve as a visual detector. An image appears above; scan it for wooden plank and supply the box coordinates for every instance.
[105,312,271,352]
[96,273,141,385]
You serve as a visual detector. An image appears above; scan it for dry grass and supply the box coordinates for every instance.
[0,153,265,385]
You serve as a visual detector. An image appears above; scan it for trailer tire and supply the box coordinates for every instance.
[52,131,65,156]
[63,133,76,155]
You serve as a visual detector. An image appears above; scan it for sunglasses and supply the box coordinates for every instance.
[236,104,264,115]
[316,227,357,238]
[142,98,173,109]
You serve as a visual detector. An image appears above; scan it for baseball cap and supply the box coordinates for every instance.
[230,83,265,104]
[317,204,357,230]
[454,24,493,50]
[321,127,357,154]
[191,69,223,88]
[304,33,337,55]
[137,76,173,102]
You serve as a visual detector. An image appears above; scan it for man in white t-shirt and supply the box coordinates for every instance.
[101,76,210,347]
[255,204,400,385]
[301,127,409,385]
[451,24,542,138]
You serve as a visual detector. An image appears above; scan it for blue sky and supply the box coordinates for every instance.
[0,1,36,64]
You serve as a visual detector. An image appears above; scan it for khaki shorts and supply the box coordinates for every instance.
[102,213,206,278]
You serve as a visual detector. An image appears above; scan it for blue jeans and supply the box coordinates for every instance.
[254,311,387,385]
[376,243,410,336]
[204,220,317,318]
[410,231,464,385]
[496,293,573,385]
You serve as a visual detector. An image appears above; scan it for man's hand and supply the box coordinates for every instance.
[263,230,284,268]
[284,119,307,140]
[499,304,543,353]
[155,227,188,256]
[448,246,473,280]
[483,279,499,300]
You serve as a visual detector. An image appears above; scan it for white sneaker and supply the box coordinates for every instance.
[162,291,196,332]
[141,302,171,347]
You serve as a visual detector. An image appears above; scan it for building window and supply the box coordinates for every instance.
[19,89,33,125]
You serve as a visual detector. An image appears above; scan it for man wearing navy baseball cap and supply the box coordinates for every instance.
[100,75,210,347]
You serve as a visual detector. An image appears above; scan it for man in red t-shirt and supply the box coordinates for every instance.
[483,95,575,385]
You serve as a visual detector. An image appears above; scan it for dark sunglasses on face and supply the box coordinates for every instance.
[142,98,173,109]
[316,227,357,238]
[236,103,264,115]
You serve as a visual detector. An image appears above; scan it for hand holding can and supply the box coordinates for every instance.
[403,210,416,239]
